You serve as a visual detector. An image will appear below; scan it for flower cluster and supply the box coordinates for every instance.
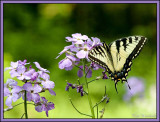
[65,82,84,96]
[56,33,105,78]
[4,60,55,117]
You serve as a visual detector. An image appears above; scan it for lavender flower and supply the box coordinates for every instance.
[16,65,31,80]
[57,33,103,73]
[65,82,84,96]
[123,77,145,101]
[34,62,50,73]
[4,60,56,117]
[77,65,92,78]
[102,71,109,79]
[25,69,39,81]
[66,33,88,43]
[23,82,42,102]
[4,79,17,89]
[35,97,55,117]
[41,79,55,89]
[4,86,22,107]
[59,54,80,70]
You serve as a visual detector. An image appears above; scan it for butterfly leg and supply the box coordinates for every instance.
[126,80,131,90]
[114,80,118,94]
[123,79,131,90]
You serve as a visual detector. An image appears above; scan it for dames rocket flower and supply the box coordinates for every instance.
[4,60,56,117]
[23,82,42,102]
[65,82,84,96]
[56,33,105,78]
[35,97,55,117]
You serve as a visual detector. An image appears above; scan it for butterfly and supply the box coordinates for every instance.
[88,36,147,93]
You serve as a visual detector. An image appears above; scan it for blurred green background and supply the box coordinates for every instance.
[3,3,157,119]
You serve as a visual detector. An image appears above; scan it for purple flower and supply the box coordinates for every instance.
[91,37,102,47]
[41,79,55,89]
[23,82,42,102]
[16,65,31,80]
[65,82,84,96]
[90,62,101,70]
[35,97,55,117]
[34,62,50,73]
[40,72,50,80]
[102,71,109,79]
[4,79,17,88]
[59,54,80,70]
[66,33,88,43]
[5,60,29,72]
[5,86,22,107]
[77,65,92,78]
[26,69,39,81]
[56,45,77,59]
[48,88,56,96]
[123,77,145,101]
[76,42,90,59]
[4,61,19,71]
[18,59,29,66]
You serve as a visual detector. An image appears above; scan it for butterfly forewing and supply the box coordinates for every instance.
[88,43,114,72]
[109,36,147,72]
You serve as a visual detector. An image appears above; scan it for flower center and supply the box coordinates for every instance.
[84,48,88,51]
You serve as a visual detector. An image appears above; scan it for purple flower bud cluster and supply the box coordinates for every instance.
[4,60,55,117]
[56,33,104,78]
[65,82,84,96]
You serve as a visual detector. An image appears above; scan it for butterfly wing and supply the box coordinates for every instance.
[88,43,115,73]
[88,36,147,93]
[109,36,147,73]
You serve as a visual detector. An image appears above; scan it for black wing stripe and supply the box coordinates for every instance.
[128,36,147,60]
[116,40,120,53]
[121,38,127,51]
[88,54,109,71]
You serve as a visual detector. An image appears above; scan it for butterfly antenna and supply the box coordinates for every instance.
[115,83,118,94]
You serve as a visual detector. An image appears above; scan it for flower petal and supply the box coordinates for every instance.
[4,88,10,96]
[6,96,12,107]
[48,89,56,96]
[35,105,43,112]
[12,93,19,102]
[26,92,32,101]
[34,62,50,73]
[42,80,55,89]
[77,68,83,78]
[23,82,32,91]
[17,65,26,74]
[76,50,87,59]
[33,84,42,93]
[32,93,40,103]
[12,86,22,93]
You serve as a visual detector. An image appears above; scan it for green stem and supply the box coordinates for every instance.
[24,90,28,119]
[97,103,98,119]
[83,60,95,119]
[69,98,92,117]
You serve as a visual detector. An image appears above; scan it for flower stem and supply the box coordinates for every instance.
[83,60,95,119]
[69,98,92,117]
[24,90,28,119]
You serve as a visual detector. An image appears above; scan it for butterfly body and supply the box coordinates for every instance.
[88,36,147,92]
